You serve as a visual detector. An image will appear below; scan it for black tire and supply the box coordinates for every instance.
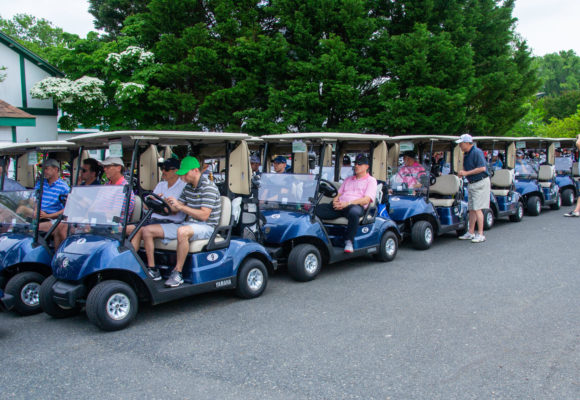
[4,271,45,316]
[287,244,322,282]
[236,258,268,299]
[0,275,6,289]
[550,194,561,210]
[483,209,494,231]
[509,201,524,222]
[527,196,541,216]
[374,231,398,262]
[561,188,574,206]
[411,220,434,250]
[86,280,138,332]
[39,275,82,318]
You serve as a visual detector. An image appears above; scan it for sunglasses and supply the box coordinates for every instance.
[162,167,177,172]
[355,161,367,166]
[81,168,89,173]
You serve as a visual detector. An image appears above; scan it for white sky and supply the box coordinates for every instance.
[1,0,579,56]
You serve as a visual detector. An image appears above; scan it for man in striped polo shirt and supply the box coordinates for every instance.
[162,156,221,287]
[35,159,69,247]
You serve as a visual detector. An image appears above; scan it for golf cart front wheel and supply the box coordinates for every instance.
[561,188,574,206]
[509,202,524,222]
[4,271,45,315]
[411,221,434,250]
[288,244,322,282]
[527,196,541,216]
[550,194,561,210]
[374,231,398,262]
[39,275,82,318]
[483,209,494,230]
[236,258,268,299]
[86,280,138,331]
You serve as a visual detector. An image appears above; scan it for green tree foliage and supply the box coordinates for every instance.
[88,0,149,37]
[534,50,580,96]
[543,90,580,121]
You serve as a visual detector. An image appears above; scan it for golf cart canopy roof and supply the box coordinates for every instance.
[68,131,252,147]
[260,132,391,143]
[0,141,77,156]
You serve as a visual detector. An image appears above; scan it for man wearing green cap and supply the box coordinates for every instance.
[142,156,221,287]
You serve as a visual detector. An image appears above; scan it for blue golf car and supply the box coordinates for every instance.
[471,137,525,229]
[513,137,561,215]
[256,132,400,282]
[551,137,579,206]
[39,131,274,331]
[385,135,468,250]
[0,141,77,315]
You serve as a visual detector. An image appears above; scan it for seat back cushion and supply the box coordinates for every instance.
[219,196,232,226]
[491,169,513,188]
[130,196,142,223]
[538,165,554,181]
[430,175,460,196]
[573,162,579,177]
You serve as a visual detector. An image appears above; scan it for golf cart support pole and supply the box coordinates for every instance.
[0,155,6,191]
[121,139,140,241]
[33,153,47,245]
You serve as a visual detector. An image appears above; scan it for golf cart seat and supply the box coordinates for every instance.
[145,196,231,253]
[130,196,142,223]
[538,165,555,188]
[428,175,461,207]
[490,169,514,196]
[573,162,580,181]
[321,183,383,225]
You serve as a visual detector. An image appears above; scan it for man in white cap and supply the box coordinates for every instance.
[101,156,135,221]
[456,134,490,243]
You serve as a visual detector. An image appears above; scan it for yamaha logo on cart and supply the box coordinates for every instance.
[271,214,281,219]
[362,227,369,234]
[216,279,231,288]
[207,253,219,262]
[61,257,70,268]
[76,238,87,244]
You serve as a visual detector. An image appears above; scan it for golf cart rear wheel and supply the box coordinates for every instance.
[4,271,45,315]
[236,258,268,299]
[509,202,524,222]
[374,231,398,262]
[411,221,434,250]
[483,209,494,231]
[86,280,138,331]
[527,196,541,216]
[561,188,574,206]
[288,244,322,282]
[550,194,561,210]
[39,275,82,318]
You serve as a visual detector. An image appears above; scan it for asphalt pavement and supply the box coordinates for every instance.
[1,208,579,399]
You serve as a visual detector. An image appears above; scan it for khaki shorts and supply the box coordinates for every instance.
[468,177,491,211]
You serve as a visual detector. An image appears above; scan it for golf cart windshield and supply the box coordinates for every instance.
[258,173,318,210]
[514,160,537,178]
[63,186,128,232]
[0,190,36,234]
[388,165,429,195]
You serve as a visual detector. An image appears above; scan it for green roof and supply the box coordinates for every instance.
[0,31,64,77]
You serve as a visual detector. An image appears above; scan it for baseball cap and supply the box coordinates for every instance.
[101,157,124,167]
[176,156,201,175]
[343,155,351,165]
[492,150,499,156]
[455,134,473,144]
[158,158,180,170]
[516,150,524,156]
[250,155,261,163]
[402,150,417,159]
[355,155,369,165]
[42,158,60,169]
[273,155,287,164]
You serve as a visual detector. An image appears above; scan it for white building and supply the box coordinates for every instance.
[0,31,63,143]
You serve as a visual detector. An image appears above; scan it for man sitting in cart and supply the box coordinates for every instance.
[35,159,70,247]
[128,158,186,260]
[140,156,222,288]
[77,158,103,186]
[101,157,136,219]
[315,154,377,253]
[395,151,426,188]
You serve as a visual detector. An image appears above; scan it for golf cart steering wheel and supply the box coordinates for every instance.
[430,172,437,186]
[319,179,338,198]
[144,193,172,216]
[58,193,68,206]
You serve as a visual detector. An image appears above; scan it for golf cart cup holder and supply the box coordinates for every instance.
[319,179,338,198]
[144,193,172,216]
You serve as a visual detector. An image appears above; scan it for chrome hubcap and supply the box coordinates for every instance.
[21,282,40,306]
[106,293,130,320]
[518,205,523,218]
[304,253,319,274]
[385,238,396,256]
[536,201,541,213]
[247,268,264,291]
[424,228,433,244]
[486,212,493,226]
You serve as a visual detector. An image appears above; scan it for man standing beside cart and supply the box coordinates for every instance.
[456,134,490,243]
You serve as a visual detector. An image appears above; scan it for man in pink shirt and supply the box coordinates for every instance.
[315,155,377,253]
[396,151,426,188]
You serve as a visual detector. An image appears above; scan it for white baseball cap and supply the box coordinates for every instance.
[455,134,473,144]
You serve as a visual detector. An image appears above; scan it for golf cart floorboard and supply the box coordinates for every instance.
[149,278,233,305]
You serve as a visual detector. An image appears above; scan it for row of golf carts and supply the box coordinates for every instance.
[0,132,577,331]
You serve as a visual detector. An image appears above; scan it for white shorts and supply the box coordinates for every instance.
[160,222,214,241]
[468,177,491,211]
